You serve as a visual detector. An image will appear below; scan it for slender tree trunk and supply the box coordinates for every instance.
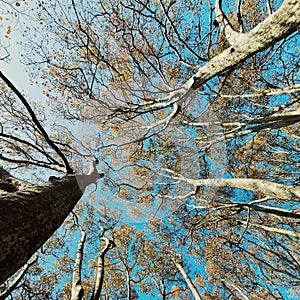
[126,267,131,300]
[160,281,166,300]
[91,238,115,300]
[174,261,202,300]
[90,253,105,300]
[71,228,86,300]
[0,166,103,285]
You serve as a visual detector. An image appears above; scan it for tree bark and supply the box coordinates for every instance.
[128,0,300,124]
[174,260,202,300]
[187,109,300,140]
[193,178,300,201]
[125,267,132,300]
[239,221,300,238]
[190,0,300,90]
[71,228,86,300]
[90,237,115,300]
[165,169,300,201]
[0,167,103,285]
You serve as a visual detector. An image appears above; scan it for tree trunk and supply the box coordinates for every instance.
[190,0,300,90]
[174,261,202,300]
[71,228,86,300]
[91,238,115,300]
[165,170,300,201]
[126,267,131,300]
[0,169,102,285]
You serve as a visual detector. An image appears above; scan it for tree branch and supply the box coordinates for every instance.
[215,0,245,45]
[191,0,300,89]
[162,169,300,201]
[0,166,33,192]
[221,280,250,300]
[0,71,73,174]
[239,221,300,238]
[0,255,38,300]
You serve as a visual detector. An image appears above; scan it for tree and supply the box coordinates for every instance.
[0,71,104,284]
[69,213,116,300]
[1,0,300,298]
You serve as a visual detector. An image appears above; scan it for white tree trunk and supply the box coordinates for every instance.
[174,260,202,300]
[71,228,86,300]
[190,0,300,90]
[164,169,300,201]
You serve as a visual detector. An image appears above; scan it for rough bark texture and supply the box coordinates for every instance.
[0,171,102,285]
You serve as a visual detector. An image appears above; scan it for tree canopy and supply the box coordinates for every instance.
[0,0,300,299]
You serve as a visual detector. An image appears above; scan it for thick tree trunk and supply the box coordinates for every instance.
[0,169,102,285]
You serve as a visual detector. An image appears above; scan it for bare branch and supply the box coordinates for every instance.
[215,0,245,45]
[0,255,38,300]
[0,166,33,192]
[0,71,73,174]
[219,84,300,99]
[221,280,250,300]
[266,0,273,14]
[162,168,300,201]
[239,221,300,238]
